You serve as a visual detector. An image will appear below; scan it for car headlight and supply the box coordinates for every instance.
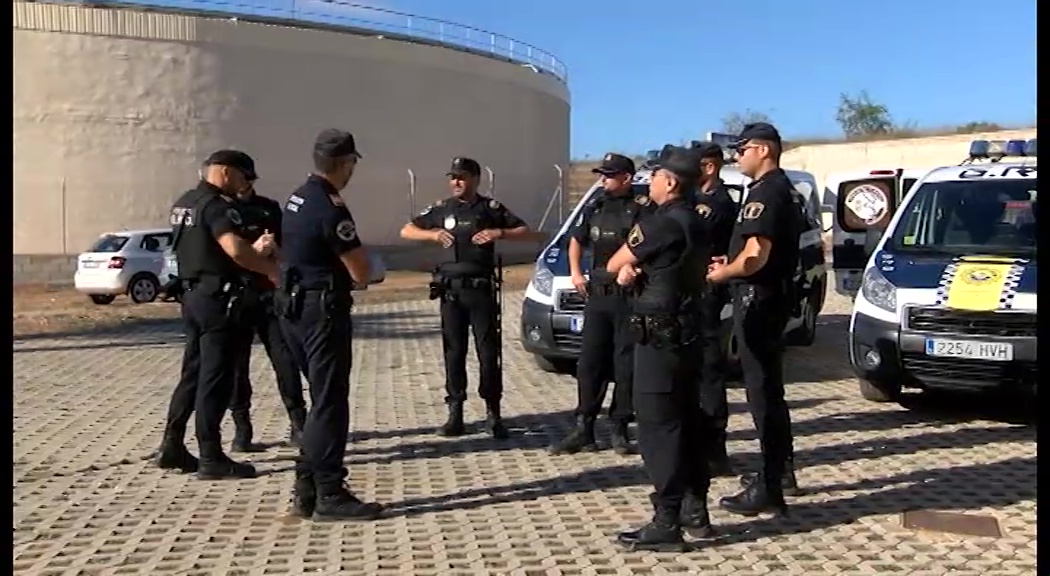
[861,266,896,313]
[530,261,554,297]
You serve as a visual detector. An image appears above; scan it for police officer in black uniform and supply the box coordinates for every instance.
[155,150,280,480]
[604,147,715,551]
[706,123,805,516]
[399,157,532,439]
[227,184,309,453]
[692,142,741,476]
[279,129,383,522]
[550,152,650,456]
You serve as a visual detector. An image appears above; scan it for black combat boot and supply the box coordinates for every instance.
[291,471,316,518]
[312,485,384,522]
[154,436,199,473]
[720,474,789,517]
[288,407,307,447]
[679,492,716,539]
[230,410,266,453]
[739,461,801,496]
[609,420,636,455]
[438,402,466,437]
[196,442,258,480]
[549,416,597,455]
[616,508,686,552]
[484,403,509,440]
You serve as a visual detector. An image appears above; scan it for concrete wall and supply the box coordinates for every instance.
[13,2,570,284]
[782,129,1036,197]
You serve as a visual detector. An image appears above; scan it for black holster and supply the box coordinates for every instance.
[428,279,447,301]
[627,313,682,349]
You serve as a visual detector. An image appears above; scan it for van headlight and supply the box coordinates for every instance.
[861,266,896,313]
[530,262,555,297]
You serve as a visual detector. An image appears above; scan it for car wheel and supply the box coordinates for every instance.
[89,294,116,305]
[128,274,160,304]
[859,378,901,403]
[785,291,818,346]
[533,355,576,375]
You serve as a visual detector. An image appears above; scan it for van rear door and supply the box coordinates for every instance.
[831,169,904,297]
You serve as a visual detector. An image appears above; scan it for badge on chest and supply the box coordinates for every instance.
[443,216,457,230]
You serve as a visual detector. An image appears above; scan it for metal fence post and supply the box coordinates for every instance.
[553,164,564,225]
[407,168,417,216]
[485,166,495,197]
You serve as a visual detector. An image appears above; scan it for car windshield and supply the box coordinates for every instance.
[889,178,1037,260]
[89,234,129,253]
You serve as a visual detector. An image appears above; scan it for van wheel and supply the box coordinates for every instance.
[89,294,116,305]
[534,355,576,375]
[786,292,818,346]
[859,379,901,403]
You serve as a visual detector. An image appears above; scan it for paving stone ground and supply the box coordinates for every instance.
[13,284,1037,575]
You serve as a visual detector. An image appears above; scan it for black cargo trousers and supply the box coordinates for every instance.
[438,277,501,406]
[229,290,307,417]
[574,283,634,424]
[698,284,731,453]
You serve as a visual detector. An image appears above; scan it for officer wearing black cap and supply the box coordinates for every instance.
[707,122,805,516]
[692,142,740,476]
[400,157,533,439]
[226,183,308,453]
[279,129,383,522]
[604,146,715,551]
[549,152,651,456]
[155,149,280,480]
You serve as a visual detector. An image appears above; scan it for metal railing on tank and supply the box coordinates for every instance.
[45,0,569,83]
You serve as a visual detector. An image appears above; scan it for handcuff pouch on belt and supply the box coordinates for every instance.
[429,273,492,302]
[276,268,305,321]
[626,313,682,349]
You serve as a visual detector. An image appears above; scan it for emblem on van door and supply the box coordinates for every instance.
[844,183,889,226]
[964,268,1001,285]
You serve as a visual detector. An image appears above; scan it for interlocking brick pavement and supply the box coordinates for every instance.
[13,287,1036,575]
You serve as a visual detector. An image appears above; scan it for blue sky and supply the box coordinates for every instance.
[160,0,1037,158]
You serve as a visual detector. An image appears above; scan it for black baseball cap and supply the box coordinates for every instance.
[592,152,636,176]
[203,149,258,181]
[653,146,702,180]
[447,157,482,178]
[314,129,362,159]
[694,142,724,161]
[731,122,783,148]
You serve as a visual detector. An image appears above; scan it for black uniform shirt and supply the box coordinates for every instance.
[694,178,739,258]
[727,168,803,287]
[239,192,284,288]
[412,194,527,276]
[626,197,692,271]
[626,197,707,313]
[571,192,652,277]
[169,180,245,281]
[281,175,362,290]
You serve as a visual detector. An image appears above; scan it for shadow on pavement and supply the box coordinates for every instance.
[782,313,854,384]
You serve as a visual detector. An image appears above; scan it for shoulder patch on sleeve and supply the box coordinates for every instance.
[695,204,712,219]
[335,219,357,242]
[489,199,502,209]
[627,224,644,248]
[635,195,651,206]
[328,194,345,207]
[742,202,765,220]
[419,204,433,216]
[435,199,445,207]
[226,208,243,225]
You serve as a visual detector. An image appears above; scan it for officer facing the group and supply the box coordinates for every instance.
[155,150,279,480]
[604,146,715,551]
[706,122,805,516]
[550,152,651,456]
[227,184,308,453]
[399,157,532,440]
[692,143,741,476]
[279,129,382,522]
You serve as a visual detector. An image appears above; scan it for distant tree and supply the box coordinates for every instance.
[835,91,893,138]
[956,121,1004,134]
[720,109,773,135]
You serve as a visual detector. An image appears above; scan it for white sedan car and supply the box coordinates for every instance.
[74,229,172,305]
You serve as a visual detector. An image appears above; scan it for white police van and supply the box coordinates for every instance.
[826,167,935,298]
[520,145,828,374]
[849,138,1037,403]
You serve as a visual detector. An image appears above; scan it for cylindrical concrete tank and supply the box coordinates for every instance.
[13,1,570,282]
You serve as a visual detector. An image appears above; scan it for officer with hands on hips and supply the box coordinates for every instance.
[550,152,651,456]
[399,157,533,440]
[279,129,383,522]
[227,183,309,453]
[706,122,805,516]
[155,150,279,480]
[604,146,716,551]
[692,142,740,476]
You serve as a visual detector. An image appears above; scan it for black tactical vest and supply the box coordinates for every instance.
[589,194,649,283]
[439,196,501,277]
[634,202,709,316]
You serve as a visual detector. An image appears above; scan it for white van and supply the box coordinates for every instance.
[519,162,828,374]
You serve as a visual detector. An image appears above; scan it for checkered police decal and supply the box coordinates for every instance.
[933,257,1030,310]
[999,263,1027,310]
[932,261,960,307]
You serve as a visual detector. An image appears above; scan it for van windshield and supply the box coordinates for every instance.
[888,178,1037,260]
